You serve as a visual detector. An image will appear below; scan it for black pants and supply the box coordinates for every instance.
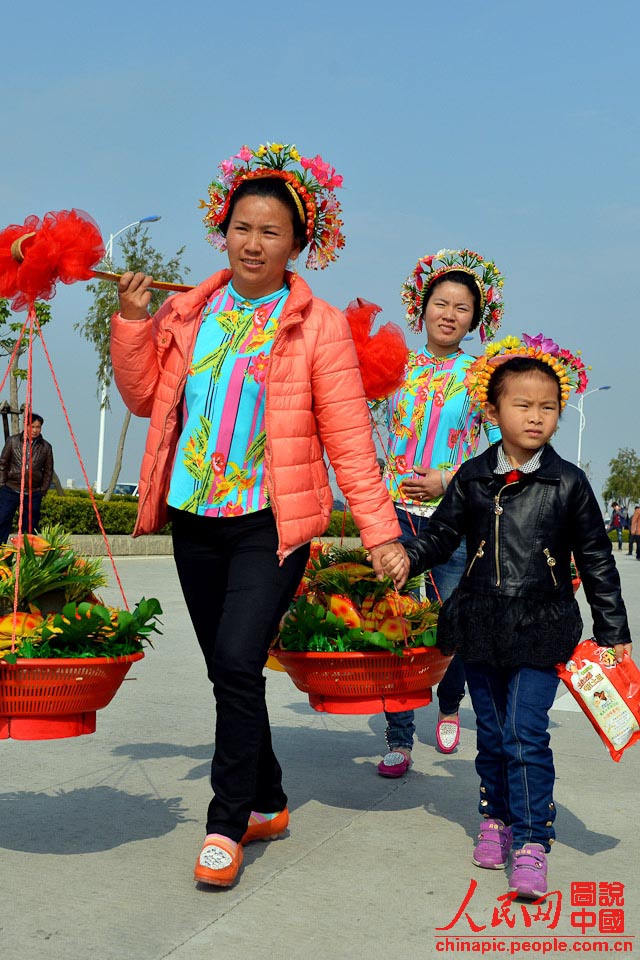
[629,534,640,557]
[0,486,43,544]
[171,507,310,842]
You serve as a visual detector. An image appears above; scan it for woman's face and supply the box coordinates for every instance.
[225,194,301,299]
[423,281,475,355]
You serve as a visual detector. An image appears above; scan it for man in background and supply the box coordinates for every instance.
[0,413,54,544]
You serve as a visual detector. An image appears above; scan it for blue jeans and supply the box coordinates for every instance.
[384,507,467,749]
[464,662,559,852]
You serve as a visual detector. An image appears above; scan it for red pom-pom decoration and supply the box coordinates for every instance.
[343,298,408,401]
[0,209,105,311]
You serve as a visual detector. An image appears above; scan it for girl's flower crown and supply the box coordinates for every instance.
[463,332,590,409]
[400,248,505,342]
[200,142,345,270]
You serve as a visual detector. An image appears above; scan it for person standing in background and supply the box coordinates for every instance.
[0,413,53,543]
[376,249,504,777]
[628,504,640,559]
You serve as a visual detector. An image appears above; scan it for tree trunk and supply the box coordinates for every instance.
[9,361,21,434]
[103,409,132,501]
[51,471,65,495]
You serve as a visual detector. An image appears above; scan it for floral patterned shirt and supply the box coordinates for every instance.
[168,281,289,517]
[383,347,501,511]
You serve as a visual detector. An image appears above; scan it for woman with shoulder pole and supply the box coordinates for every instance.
[377,249,504,777]
[110,142,404,887]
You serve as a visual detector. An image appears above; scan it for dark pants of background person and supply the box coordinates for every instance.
[171,506,310,843]
[628,534,640,558]
[383,506,467,750]
[0,486,43,544]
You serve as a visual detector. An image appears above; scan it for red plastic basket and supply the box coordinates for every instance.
[272,646,452,714]
[0,651,144,740]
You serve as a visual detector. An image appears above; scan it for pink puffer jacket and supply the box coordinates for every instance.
[110,269,400,559]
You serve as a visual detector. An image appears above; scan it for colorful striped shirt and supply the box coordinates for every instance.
[383,347,501,511]
[168,281,289,517]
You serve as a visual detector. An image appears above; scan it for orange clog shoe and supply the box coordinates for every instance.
[194,835,243,887]
[241,808,289,845]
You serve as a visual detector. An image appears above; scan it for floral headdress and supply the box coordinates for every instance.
[463,333,590,410]
[200,142,345,270]
[400,248,505,343]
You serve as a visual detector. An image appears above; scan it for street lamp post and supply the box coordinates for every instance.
[95,215,161,494]
[567,386,612,469]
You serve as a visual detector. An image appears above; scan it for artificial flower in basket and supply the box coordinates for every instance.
[271,545,451,715]
[0,525,162,740]
[276,544,439,653]
[0,525,162,663]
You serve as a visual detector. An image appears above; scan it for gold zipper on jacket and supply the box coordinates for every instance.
[543,548,558,587]
[492,483,511,587]
[466,539,486,576]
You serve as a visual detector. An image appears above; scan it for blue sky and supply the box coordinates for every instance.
[3,0,638,503]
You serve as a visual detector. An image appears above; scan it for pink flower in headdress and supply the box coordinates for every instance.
[234,146,252,162]
[300,154,343,189]
[523,333,559,355]
[220,159,236,178]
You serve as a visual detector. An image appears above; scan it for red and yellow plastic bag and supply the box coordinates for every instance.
[557,638,640,762]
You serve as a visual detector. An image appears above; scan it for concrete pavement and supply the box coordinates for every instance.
[3,550,640,960]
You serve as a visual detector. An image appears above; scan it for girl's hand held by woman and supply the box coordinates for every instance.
[371,542,409,588]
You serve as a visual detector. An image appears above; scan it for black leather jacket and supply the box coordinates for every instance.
[404,444,630,648]
[0,433,54,494]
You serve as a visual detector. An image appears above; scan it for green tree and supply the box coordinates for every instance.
[0,298,52,431]
[602,448,640,512]
[0,299,64,494]
[76,225,189,499]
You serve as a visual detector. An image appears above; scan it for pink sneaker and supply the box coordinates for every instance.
[377,748,412,778]
[436,714,460,753]
[509,843,548,899]
[472,818,513,869]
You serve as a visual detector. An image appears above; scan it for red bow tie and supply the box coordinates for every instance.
[504,469,523,484]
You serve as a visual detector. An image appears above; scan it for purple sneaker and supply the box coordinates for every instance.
[509,843,548,899]
[472,818,513,869]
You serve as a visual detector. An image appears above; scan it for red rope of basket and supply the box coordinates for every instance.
[4,308,130,652]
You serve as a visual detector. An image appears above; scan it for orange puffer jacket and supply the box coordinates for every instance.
[110,269,400,559]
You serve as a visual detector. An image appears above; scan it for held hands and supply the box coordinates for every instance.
[118,271,154,321]
[368,541,410,589]
[400,464,447,502]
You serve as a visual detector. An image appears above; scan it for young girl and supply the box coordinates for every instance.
[380,333,632,900]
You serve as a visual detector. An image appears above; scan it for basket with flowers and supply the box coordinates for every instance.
[0,525,162,740]
[271,544,451,714]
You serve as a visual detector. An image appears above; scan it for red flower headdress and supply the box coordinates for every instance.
[200,142,345,270]
[400,248,505,343]
[464,332,590,410]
